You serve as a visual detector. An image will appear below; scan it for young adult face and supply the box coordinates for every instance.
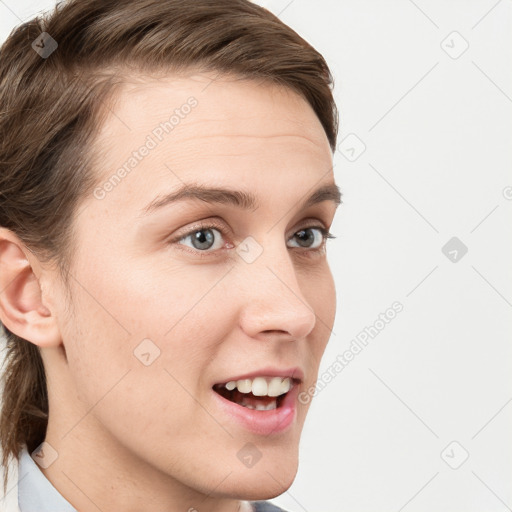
[11,71,340,510]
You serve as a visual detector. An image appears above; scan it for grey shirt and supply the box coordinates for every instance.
[17,446,289,512]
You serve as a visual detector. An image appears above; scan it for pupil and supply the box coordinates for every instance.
[193,229,214,250]
[296,228,314,247]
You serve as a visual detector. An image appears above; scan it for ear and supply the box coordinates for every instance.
[0,227,61,348]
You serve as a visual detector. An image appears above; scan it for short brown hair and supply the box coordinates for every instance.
[0,0,338,493]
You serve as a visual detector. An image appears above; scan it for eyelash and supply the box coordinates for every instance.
[170,221,336,260]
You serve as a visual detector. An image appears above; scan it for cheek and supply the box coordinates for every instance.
[60,258,229,415]
[306,262,337,343]
[60,285,224,462]
[298,264,336,386]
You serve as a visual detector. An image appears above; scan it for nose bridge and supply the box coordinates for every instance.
[236,234,316,339]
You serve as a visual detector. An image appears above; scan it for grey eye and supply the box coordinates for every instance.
[287,228,324,249]
[179,227,223,251]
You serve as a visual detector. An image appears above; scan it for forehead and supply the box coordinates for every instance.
[96,71,328,147]
[86,72,333,222]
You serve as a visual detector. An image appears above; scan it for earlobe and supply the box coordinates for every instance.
[0,228,62,348]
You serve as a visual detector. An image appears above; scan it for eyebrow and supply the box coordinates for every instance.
[139,181,342,217]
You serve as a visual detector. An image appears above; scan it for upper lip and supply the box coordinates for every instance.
[213,366,304,386]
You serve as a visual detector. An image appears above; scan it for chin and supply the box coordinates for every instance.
[221,455,299,501]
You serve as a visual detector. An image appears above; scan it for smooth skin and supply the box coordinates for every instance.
[0,71,340,512]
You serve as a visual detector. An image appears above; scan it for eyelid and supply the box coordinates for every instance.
[171,218,231,245]
[169,217,335,259]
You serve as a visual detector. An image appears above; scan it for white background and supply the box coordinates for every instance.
[1,1,511,511]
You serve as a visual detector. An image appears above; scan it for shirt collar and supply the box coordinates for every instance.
[17,445,269,512]
[18,445,77,512]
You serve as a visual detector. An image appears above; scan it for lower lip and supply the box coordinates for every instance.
[211,384,299,436]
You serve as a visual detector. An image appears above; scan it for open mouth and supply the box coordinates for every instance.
[212,376,298,411]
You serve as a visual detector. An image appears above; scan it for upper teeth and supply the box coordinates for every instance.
[225,376,292,397]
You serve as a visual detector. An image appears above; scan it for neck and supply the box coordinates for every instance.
[37,347,250,512]
[40,425,248,512]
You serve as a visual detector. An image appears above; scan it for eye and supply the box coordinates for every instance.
[287,226,334,250]
[172,222,336,258]
[177,225,226,253]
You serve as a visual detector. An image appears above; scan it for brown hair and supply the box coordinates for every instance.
[0,0,338,493]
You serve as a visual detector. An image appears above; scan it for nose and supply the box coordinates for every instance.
[236,239,317,342]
